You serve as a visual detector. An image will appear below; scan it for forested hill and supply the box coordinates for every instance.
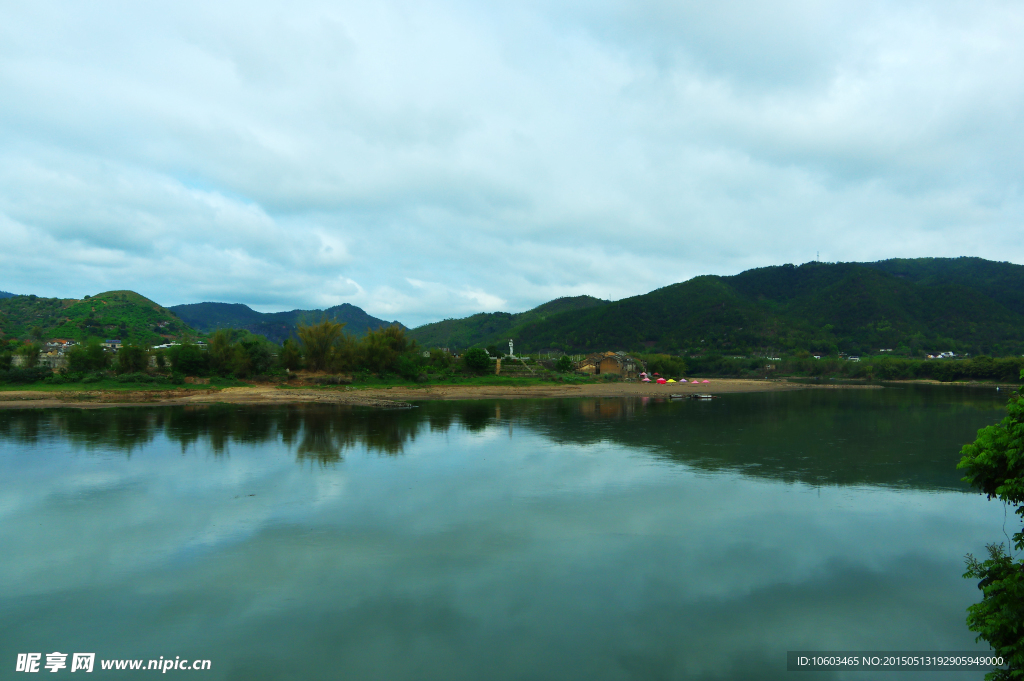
[0,290,192,345]
[170,302,404,344]
[412,258,1024,356]
[0,291,15,299]
[407,295,608,349]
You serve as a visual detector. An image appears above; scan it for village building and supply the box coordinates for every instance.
[576,351,643,379]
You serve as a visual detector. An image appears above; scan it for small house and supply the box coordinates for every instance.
[578,351,642,379]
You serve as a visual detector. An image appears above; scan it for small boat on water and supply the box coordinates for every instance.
[668,393,719,400]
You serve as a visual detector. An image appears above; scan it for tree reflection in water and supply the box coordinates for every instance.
[0,403,478,464]
[0,388,1003,490]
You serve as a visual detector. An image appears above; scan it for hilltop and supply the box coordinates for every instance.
[170,302,404,344]
[409,258,1024,357]
[0,290,193,345]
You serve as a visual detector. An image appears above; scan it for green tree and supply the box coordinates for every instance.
[279,339,303,371]
[363,325,412,375]
[329,333,359,373]
[428,348,452,369]
[67,340,111,373]
[643,353,687,378]
[297,318,345,372]
[233,338,274,377]
[395,355,423,381]
[16,342,41,368]
[116,344,149,374]
[556,355,573,372]
[958,373,1024,680]
[208,329,236,375]
[167,342,208,376]
[463,347,490,374]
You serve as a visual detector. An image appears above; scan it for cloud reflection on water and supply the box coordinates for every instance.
[0,389,1008,680]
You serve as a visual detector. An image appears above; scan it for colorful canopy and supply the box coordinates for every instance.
[656,378,667,384]
[641,377,651,382]
[666,379,676,383]
[691,380,699,384]
[702,380,710,383]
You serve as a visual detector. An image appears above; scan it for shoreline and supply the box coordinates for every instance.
[0,378,887,410]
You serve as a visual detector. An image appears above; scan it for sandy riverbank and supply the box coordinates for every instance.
[0,378,885,410]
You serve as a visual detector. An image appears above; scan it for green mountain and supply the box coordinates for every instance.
[410,258,1024,356]
[407,296,608,349]
[0,291,15,299]
[0,290,194,345]
[170,302,404,344]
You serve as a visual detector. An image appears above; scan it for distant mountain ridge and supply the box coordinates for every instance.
[3,257,1022,356]
[170,301,404,344]
[0,291,15,299]
[409,258,1024,356]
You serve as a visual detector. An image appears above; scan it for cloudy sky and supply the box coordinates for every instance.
[1,1,1021,327]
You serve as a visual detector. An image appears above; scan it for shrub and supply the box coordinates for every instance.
[0,367,52,384]
[116,372,156,384]
[463,348,490,374]
[396,355,423,381]
[311,375,351,385]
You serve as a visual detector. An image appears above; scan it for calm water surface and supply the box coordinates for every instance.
[0,386,1011,680]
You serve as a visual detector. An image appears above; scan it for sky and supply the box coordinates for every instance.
[1,1,1022,327]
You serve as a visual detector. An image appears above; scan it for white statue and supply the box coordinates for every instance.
[508,339,514,358]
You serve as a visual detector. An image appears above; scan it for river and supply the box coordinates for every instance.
[0,386,1011,679]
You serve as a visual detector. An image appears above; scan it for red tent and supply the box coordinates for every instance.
[656,378,667,384]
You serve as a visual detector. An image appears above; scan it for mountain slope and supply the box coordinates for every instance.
[0,290,192,345]
[863,256,1024,316]
[407,295,608,349]
[170,302,404,344]
[422,259,1024,356]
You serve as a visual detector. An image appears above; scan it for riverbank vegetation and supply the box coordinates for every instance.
[958,374,1024,679]
[684,354,1024,382]
[0,320,594,389]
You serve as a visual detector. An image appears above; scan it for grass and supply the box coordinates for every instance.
[351,372,597,388]
[271,372,602,390]
[0,376,255,391]
[1,371,603,393]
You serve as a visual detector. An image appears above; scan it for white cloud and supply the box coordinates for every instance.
[0,0,1022,324]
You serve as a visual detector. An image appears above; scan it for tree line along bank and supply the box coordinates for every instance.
[2,318,1022,387]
